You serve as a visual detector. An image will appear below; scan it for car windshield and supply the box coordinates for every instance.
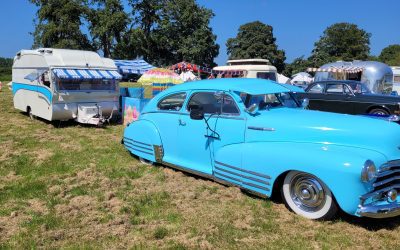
[57,78,117,91]
[240,92,300,110]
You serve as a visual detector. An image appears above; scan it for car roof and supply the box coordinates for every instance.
[313,80,365,85]
[160,78,291,96]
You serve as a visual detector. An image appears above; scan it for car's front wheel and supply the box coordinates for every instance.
[282,171,338,220]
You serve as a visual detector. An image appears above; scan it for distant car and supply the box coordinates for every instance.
[297,80,400,116]
[123,78,400,220]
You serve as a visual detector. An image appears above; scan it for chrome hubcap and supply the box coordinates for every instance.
[290,174,326,212]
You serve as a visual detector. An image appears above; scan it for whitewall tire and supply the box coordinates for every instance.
[139,157,154,165]
[282,171,338,220]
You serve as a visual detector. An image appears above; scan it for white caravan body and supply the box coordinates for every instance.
[392,66,400,93]
[213,59,278,81]
[12,48,122,125]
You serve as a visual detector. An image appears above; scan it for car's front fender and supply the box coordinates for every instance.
[215,141,387,215]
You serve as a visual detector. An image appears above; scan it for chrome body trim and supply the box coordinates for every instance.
[242,181,270,191]
[358,203,400,218]
[125,145,154,155]
[159,160,270,199]
[358,159,400,218]
[247,126,275,131]
[360,184,400,203]
[154,145,164,163]
[373,176,400,188]
[215,161,271,179]
[123,137,152,147]
[214,166,270,185]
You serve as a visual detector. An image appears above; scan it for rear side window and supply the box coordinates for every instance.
[308,84,324,93]
[187,92,240,115]
[157,92,186,111]
[326,84,344,93]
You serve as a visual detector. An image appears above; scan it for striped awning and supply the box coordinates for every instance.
[307,66,363,74]
[52,68,122,80]
[114,59,155,75]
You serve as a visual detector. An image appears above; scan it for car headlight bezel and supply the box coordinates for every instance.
[361,160,377,183]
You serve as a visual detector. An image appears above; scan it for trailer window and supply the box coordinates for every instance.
[57,79,117,91]
[256,72,276,81]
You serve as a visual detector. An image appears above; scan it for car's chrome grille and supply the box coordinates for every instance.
[360,160,400,205]
[373,160,400,191]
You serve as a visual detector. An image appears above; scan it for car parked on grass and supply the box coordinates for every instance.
[297,80,400,116]
[122,78,400,220]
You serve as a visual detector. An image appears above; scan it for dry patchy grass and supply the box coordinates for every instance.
[1,87,400,249]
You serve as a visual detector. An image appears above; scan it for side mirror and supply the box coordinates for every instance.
[301,98,309,109]
[245,103,258,115]
[190,109,204,120]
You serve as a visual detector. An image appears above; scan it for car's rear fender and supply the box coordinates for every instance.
[214,141,387,215]
[123,119,163,162]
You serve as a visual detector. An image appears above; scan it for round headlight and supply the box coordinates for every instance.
[361,160,377,183]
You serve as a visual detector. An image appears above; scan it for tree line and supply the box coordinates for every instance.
[24,0,400,75]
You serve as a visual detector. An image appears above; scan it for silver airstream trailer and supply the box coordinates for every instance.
[312,61,393,94]
[12,48,122,125]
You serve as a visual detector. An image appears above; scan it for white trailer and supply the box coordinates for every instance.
[12,48,122,125]
[213,59,278,81]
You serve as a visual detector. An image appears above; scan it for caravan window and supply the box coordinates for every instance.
[257,72,277,81]
[57,79,117,91]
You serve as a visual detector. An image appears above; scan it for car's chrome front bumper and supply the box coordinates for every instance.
[358,203,400,218]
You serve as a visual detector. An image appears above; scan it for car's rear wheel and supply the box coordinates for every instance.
[282,171,338,220]
[139,157,154,165]
[369,108,389,116]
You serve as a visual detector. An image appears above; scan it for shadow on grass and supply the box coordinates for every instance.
[18,111,123,129]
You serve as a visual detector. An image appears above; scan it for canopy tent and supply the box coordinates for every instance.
[52,68,122,80]
[307,66,364,74]
[290,72,313,84]
[137,68,183,85]
[170,61,245,77]
[114,59,155,75]
[277,73,290,84]
[180,71,197,82]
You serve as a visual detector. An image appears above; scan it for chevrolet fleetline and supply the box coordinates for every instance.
[122,78,400,220]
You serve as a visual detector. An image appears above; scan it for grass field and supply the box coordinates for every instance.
[1,85,400,248]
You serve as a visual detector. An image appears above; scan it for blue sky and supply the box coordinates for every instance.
[0,0,399,65]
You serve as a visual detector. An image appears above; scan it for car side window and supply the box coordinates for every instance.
[157,92,187,111]
[187,92,240,115]
[343,85,353,94]
[326,84,344,94]
[308,84,324,93]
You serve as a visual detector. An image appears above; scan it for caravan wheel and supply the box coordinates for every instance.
[27,107,35,120]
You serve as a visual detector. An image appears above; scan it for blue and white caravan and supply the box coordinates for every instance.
[12,48,122,125]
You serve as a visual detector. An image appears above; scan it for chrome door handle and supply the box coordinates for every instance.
[179,119,186,126]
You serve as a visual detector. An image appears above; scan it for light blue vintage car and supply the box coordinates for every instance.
[122,78,400,220]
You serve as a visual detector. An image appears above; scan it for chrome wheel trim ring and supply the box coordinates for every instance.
[371,110,387,115]
[289,173,326,212]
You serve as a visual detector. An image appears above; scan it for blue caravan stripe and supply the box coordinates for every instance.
[12,82,52,103]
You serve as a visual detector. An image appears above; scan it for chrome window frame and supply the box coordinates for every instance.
[157,92,187,111]
[185,91,241,116]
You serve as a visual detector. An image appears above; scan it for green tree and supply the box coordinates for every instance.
[87,0,129,58]
[309,22,371,66]
[119,0,219,67]
[283,56,313,77]
[379,44,400,66]
[30,0,93,50]
[226,21,286,72]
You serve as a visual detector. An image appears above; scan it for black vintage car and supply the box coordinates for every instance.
[297,80,400,115]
